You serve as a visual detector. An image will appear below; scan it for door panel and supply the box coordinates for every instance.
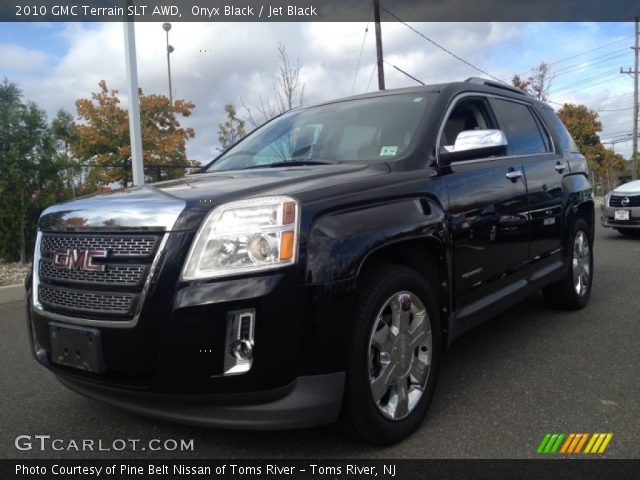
[446,158,529,308]
[522,156,567,259]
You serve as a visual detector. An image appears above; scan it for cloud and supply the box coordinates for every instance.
[0,43,48,72]
[1,22,635,161]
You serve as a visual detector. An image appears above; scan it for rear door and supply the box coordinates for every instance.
[490,98,565,259]
[441,95,530,308]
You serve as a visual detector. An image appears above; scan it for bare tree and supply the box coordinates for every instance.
[243,43,306,129]
[512,62,552,101]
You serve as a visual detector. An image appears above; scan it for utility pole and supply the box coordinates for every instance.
[373,0,385,90]
[621,16,639,180]
[123,22,145,186]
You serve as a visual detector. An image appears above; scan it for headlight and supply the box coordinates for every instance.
[181,196,299,280]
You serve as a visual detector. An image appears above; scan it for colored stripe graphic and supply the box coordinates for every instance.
[537,433,565,454]
[537,434,552,454]
[585,433,614,454]
[574,433,589,453]
[560,433,575,454]
[539,433,613,454]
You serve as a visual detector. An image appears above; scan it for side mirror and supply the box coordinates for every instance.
[440,129,508,164]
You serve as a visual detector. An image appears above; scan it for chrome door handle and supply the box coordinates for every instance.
[505,170,523,180]
[555,163,566,173]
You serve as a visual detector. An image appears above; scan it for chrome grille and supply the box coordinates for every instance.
[37,232,164,321]
[610,195,640,207]
[39,286,135,315]
[41,234,157,257]
[39,261,147,287]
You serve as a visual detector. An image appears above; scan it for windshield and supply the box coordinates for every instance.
[207,93,435,172]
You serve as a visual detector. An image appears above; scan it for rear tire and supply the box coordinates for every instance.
[340,263,441,445]
[543,219,593,310]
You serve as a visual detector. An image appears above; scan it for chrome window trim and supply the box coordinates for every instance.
[436,92,557,167]
[32,232,170,329]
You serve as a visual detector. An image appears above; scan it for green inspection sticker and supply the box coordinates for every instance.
[380,146,398,156]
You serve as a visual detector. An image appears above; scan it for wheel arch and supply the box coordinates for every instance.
[355,236,451,347]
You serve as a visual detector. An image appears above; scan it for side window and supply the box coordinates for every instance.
[440,97,494,149]
[492,99,550,156]
[547,110,580,153]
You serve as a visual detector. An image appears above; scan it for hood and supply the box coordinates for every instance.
[39,163,386,232]
[613,180,640,194]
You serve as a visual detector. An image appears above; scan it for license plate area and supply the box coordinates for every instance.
[615,210,630,221]
[49,322,105,373]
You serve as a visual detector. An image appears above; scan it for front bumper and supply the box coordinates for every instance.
[27,233,356,428]
[57,371,345,430]
[600,203,640,229]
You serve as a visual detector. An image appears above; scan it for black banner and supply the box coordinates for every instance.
[3,460,640,480]
[1,0,639,22]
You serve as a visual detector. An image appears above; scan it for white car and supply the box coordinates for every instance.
[602,180,640,236]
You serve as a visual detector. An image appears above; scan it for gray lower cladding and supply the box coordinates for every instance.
[56,372,346,430]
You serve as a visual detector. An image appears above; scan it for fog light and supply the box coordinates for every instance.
[223,309,255,375]
[231,338,253,360]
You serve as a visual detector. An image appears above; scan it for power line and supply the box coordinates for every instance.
[550,70,619,93]
[380,5,506,84]
[593,106,634,112]
[552,75,628,98]
[518,35,634,76]
[550,70,620,95]
[351,18,371,95]
[552,50,629,77]
[366,62,377,92]
[549,35,634,66]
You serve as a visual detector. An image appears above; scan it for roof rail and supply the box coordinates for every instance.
[465,77,529,97]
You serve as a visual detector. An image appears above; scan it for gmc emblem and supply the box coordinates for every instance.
[53,249,107,272]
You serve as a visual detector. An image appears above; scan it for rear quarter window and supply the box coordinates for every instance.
[545,109,580,154]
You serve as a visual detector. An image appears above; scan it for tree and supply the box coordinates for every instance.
[243,43,306,129]
[557,103,625,192]
[72,80,196,187]
[512,62,552,101]
[217,104,246,151]
[0,78,68,263]
[51,109,79,197]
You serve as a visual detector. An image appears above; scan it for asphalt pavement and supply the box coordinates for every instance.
[1,223,639,459]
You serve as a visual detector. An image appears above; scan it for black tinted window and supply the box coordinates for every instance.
[546,109,580,153]
[207,93,434,171]
[492,99,549,155]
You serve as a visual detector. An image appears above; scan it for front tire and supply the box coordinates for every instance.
[340,264,441,445]
[543,219,593,310]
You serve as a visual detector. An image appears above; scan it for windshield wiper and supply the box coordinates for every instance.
[242,160,338,169]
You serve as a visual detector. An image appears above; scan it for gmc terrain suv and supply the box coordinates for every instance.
[26,78,595,444]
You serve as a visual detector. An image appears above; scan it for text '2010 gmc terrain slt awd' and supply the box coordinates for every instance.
[26,78,594,444]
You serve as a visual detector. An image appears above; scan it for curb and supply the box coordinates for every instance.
[0,284,25,305]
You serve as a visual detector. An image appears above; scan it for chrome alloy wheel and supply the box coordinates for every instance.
[367,291,432,420]
[572,231,591,297]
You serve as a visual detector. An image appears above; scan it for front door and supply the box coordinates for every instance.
[441,96,530,308]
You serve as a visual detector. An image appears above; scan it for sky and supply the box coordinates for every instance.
[0,21,637,162]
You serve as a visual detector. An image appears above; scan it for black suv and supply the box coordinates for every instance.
[26,78,594,444]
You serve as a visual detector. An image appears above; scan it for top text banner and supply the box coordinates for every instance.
[2,0,639,22]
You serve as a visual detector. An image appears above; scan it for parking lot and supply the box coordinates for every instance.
[1,223,639,459]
